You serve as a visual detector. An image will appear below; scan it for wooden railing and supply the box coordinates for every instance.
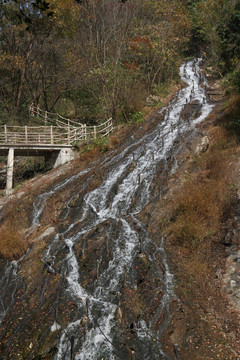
[29,105,113,139]
[0,107,113,146]
[29,104,82,128]
[0,125,72,145]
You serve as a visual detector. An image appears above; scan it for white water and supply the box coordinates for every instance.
[50,59,213,359]
[0,251,29,327]
[0,261,18,326]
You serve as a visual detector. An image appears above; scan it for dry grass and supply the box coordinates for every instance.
[217,95,240,135]
[156,113,240,358]
[0,218,29,260]
[0,194,34,260]
[80,145,101,162]
[175,247,211,297]
[224,94,240,116]
[165,127,237,248]
[109,134,122,148]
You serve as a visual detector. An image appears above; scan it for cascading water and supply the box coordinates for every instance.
[0,251,28,328]
[50,59,213,359]
[0,261,19,327]
[0,59,214,359]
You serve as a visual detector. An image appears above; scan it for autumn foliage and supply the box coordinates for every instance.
[0,0,190,124]
[165,127,237,247]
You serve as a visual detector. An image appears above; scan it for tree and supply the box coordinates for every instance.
[0,0,78,122]
[0,0,191,124]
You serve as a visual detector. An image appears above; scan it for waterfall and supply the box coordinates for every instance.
[0,59,214,360]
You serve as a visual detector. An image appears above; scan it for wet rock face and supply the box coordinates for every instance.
[0,59,214,360]
[222,202,240,310]
[181,100,202,122]
[223,249,240,309]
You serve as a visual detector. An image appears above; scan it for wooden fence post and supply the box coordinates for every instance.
[50,126,53,144]
[45,111,47,125]
[81,124,84,139]
[25,126,28,144]
[68,120,71,145]
[84,124,87,140]
[94,126,97,140]
[4,125,7,143]
[6,148,14,195]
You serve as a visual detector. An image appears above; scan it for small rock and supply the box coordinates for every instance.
[221,232,232,246]
[230,280,237,288]
[195,136,210,155]
[34,226,55,242]
[228,266,236,275]
[146,95,162,106]
[51,321,61,332]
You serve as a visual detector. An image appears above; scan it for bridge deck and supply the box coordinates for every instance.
[0,144,72,157]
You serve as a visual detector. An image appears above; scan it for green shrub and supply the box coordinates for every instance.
[129,111,144,123]
[81,136,109,154]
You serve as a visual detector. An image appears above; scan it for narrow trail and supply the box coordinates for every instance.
[0,59,213,360]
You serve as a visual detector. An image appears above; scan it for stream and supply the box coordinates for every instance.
[0,59,214,360]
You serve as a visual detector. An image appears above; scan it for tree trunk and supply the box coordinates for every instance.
[16,42,33,108]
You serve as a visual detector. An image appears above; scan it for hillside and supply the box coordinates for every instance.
[0,59,240,359]
[1,1,240,359]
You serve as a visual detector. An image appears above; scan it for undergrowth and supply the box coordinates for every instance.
[80,137,110,155]
[0,216,29,260]
[218,95,240,136]
[165,127,237,249]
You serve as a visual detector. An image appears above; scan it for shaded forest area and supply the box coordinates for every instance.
[0,0,239,128]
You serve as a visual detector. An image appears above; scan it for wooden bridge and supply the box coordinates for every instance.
[2,105,113,146]
[0,105,113,195]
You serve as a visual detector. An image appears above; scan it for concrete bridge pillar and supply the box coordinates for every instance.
[6,147,14,195]
[45,148,77,170]
[1,146,78,195]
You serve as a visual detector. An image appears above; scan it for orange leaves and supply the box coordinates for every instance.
[129,37,152,51]
[124,60,139,72]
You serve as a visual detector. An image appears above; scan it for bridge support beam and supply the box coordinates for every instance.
[45,148,77,169]
[6,147,14,196]
[0,146,78,195]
